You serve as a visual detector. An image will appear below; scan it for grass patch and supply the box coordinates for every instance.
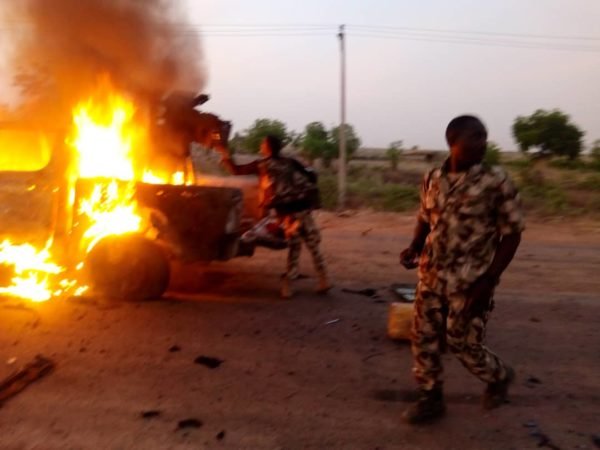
[318,170,419,212]
[503,158,532,169]
[576,173,600,191]
[548,158,590,171]
[516,167,568,214]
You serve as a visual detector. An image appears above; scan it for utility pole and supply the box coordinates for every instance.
[337,24,347,210]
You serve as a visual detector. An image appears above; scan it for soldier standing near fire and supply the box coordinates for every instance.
[399,115,524,424]
[218,135,331,299]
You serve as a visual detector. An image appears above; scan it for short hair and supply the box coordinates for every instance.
[265,135,283,157]
[445,115,486,146]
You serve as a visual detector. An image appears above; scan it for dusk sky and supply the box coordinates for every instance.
[0,1,598,151]
[185,0,600,151]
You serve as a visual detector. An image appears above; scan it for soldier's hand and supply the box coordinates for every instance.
[400,247,419,270]
[464,273,497,318]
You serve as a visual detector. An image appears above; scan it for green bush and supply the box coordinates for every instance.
[576,174,600,191]
[380,185,420,212]
[517,167,568,214]
[504,158,532,169]
[548,158,588,171]
[484,142,501,166]
[318,173,338,210]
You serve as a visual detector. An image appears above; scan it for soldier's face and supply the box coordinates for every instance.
[452,122,487,167]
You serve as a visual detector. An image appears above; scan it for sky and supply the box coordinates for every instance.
[0,1,598,151]
[184,0,600,151]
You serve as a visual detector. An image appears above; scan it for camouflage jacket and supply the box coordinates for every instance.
[222,156,319,214]
[418,160,525,293]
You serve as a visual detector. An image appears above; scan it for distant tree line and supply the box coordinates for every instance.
[228,109,599,169]
[229,118,361,168]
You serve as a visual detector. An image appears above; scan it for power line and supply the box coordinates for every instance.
[1,21,599,52]
[350,24,600,42]
[350,32,600,53]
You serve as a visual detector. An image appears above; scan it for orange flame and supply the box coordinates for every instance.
[0,76,190,302]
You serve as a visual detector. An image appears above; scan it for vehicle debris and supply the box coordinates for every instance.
[177,418,203,430]
[141,410,162,419]
[194,356,224,369]
[342,288,379,298]
[0,355,55,406]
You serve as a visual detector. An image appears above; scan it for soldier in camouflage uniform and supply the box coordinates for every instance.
[220,135,330,298]
[399,115,524,424]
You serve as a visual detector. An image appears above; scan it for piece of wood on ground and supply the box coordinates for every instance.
[0,355,55,406]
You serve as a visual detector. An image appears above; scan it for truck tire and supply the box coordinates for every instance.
[85,234,170,300]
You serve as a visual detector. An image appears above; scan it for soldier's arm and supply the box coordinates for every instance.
[485,232,521,281]
[483,170,525,283]
[221,154,260,176]
[410,170,434,252]
[409,219,431,254]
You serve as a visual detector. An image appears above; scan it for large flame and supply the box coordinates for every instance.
[70,78,144,181]
[0,241,64,302]
[0,76,184,302]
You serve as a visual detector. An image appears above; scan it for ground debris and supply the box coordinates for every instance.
[524,420,562,450]
[216,430,226,440]
[194,356,224,369]
[168,345,181,353]
[141,410,162,419]
[177,418,203,430]
[342,288,379,298]
[592,434,600,448]
[526,376,543,386]
[0,355,54,406]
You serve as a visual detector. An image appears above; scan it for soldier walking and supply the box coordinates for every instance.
[399,115,524,424]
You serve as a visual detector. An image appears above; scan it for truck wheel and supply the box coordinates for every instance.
[85,234,170,300]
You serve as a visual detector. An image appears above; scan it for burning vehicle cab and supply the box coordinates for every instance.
[0,93,261,303]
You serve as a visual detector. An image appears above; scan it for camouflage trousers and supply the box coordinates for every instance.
[411,279,509,391]
[282,211,327,281]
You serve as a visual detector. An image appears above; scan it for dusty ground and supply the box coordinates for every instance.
[0,211,599,450]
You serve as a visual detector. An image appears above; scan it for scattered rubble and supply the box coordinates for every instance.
[194,356,224,369]
[342,288,379,298]
[177,418,203,430]
[140,410,162,419]
[0,355,54,406]
[525,376,543,387]
[523,420,562,450]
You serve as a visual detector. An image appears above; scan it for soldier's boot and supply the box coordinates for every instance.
[483,365,515,410]
[315,273,332,295]
[280,277,293,299]
[401,387,446,425]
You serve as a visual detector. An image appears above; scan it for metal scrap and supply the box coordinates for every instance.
[0,355,54,406]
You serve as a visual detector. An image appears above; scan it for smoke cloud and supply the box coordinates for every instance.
[1,0,205,123]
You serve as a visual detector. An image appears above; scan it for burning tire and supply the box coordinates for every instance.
[85,234,170,300]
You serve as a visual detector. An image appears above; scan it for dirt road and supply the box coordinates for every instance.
[0,211,599,449]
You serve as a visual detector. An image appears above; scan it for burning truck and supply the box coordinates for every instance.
[0,80,262,302]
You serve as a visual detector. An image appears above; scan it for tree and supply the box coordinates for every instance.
[300,122,335,164]
[591,139,600,170]
[330,123,361,163]
[386,140,403,171]
[240,119,290,154]
[484,141,501,166]
[512,109,584,160]
[228,132,243,155]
